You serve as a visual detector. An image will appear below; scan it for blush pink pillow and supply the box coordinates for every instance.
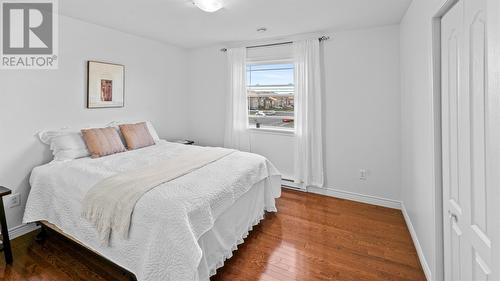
[81,127,126,158]
[119,122,155,150]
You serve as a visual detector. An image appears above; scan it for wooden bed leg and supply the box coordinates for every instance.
[35,226,47,242]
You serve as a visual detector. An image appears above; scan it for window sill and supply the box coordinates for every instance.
[247,127,295,136]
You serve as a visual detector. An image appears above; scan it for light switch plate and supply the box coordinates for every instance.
[359,169,367,180]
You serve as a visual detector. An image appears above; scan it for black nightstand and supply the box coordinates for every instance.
[172,140,195,145]
[0,186,12,264]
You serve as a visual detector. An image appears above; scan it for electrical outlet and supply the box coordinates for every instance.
[359,169,367,180]
[8,193,20,208]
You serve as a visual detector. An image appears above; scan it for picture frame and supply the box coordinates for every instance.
[87,61,125,108]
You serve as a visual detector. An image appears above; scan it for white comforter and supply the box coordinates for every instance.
[23,141,281,281]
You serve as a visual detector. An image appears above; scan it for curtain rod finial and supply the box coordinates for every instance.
[319,36,330,42]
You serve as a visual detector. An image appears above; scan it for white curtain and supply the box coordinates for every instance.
[293,39,324,188]
[224,47,251,151]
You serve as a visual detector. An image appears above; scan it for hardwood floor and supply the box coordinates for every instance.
[0,189,426,281]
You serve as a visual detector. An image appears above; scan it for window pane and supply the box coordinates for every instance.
[247,63,294,130]
[247,64,294,87]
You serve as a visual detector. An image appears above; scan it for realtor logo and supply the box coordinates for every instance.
[1,0,58,69]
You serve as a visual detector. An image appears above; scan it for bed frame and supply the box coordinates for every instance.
[37,220,137,281]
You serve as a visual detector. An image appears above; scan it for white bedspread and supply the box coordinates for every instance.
[83,146,234,244]
[23,141,281,281]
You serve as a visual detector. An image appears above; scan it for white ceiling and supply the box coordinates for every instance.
[60,0,412,49]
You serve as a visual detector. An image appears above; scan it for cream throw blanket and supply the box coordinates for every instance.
[82,147,234,244]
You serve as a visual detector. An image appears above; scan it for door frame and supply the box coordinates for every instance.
[430,1,459,281]
[485,0,500,279]
[431,1,500,281]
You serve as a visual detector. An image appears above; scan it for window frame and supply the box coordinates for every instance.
[246,59,296,133]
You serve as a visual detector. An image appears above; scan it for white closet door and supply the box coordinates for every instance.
[442,2,465,279]
[441,0,498,280]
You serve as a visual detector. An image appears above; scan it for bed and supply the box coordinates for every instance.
[23,140,281,281]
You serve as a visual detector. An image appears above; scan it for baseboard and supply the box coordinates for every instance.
[282,186,308,193]
[401,203,432,281]
[8,223,40,239]
[307,186,402,209]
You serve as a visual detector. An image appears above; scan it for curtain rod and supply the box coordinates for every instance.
[220,36,330,52]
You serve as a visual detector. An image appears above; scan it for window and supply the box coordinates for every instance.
[246,63,295,130]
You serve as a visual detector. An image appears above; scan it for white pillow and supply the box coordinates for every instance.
[106,121,161,144]
[53,148,90,161]
[38,129,91,161]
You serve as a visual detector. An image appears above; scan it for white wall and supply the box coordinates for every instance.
[322,25,401,201]
[0,16,188,232]
[187,25,401,201]
[400,0,446,280]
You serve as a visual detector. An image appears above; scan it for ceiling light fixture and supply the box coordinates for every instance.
[193,0,223,13]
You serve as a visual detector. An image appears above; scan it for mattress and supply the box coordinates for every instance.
[23,141,281,281]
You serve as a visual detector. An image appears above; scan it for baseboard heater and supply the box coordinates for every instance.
[281,178,305,191]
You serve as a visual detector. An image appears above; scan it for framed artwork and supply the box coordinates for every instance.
[87,61,125,108]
